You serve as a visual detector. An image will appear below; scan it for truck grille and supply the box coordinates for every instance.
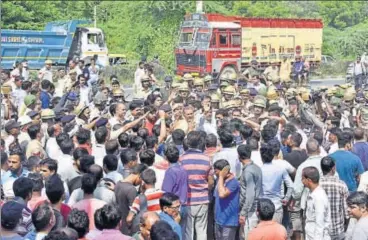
[176,53,206,67]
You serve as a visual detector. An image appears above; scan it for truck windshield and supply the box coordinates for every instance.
[194,32,210,48]
[179,31,194,47]
[179,29,210,48]
[87,33,106,48]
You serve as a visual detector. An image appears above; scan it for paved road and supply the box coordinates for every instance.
[123,78,346,101]
[309,78,345,89]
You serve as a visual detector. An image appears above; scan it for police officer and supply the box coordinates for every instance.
[242,60,260,81]
[178,82,190,101]
[112,89,125,104]
[193,78,205,95]
[161,76,173,102]
[210,94,220,110]
[203,75,213,90]
[90,92,109,121]
[182,73,194,89]
[246,96,267,124]
[74,104,92,129]
[222,85,236,102]
[136,75,151,99]
[341,87,357,128]
[357,86,368,130]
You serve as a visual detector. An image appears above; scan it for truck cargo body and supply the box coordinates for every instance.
[175,13,323,78]
[1,20,108,70]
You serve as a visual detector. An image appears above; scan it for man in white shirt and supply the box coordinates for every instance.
[56,138,79,182]
[38,60,53,81]
[134,61,145,95]
[11,77,24,109]
[263,61,279,82]
[92,127,108,167]
[109,102,127,128]
[302,166,331,240]
[328,127,340,154]
[45,124,63,160]
[21,60,29,81]
[247,138,263,167]
[213,128,242,178]
[353,56,367,90]
[293,139,324,211]
[246,74,267,92]
[88,58,100,87]
[77,75,91,106]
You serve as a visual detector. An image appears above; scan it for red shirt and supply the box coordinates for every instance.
[60,203,72,224]
[145,120,155,136]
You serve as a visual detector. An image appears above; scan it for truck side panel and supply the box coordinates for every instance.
[1,20,89,70]
[241,27,322,69]
[1,31,71,69]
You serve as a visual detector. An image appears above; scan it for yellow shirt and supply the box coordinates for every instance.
[280,61,291,82]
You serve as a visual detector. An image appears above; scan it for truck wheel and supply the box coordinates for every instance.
[219,66,237,80]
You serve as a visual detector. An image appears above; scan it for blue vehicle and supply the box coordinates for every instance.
[1,20,108,70]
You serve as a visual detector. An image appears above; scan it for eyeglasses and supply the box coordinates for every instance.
[168,205,181,211]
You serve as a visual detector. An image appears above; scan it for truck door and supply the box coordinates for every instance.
[80,29,108,66]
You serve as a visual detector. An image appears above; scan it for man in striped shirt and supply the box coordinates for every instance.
[179,131,214,240]
[320,156,349,240]
[127,169,164,227]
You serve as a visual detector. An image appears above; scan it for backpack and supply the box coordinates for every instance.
[131,194,148,234]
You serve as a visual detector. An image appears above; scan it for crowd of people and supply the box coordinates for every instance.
[1,55,368,240]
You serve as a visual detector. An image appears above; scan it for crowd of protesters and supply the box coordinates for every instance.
[1,55,368,240]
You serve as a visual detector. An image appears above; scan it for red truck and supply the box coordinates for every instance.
[175,13,323,79]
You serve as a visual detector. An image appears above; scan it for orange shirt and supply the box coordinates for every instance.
[248,221,287,240]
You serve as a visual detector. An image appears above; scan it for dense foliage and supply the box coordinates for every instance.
[2,1,368,74]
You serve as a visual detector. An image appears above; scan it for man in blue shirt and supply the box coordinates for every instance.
[260,142,293,224]
[213,159,240,240]
[40,80,51,109]
[330,132,365,192]
[352,127,368,171]
[161,144,188,205]
[159,192,182,240]
[2,148,29,199]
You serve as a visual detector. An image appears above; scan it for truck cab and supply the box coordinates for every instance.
[78,27,108,66]
[175,13,241,79]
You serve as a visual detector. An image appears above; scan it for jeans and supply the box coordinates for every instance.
[181,204,208,240]
[354,74,363,90]
[215,224,237,240]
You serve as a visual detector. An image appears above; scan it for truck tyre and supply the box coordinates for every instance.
[218,65,237,80]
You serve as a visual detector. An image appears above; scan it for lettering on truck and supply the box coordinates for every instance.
[1,36,44,44]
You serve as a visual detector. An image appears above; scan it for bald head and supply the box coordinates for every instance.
[140,211,160,226]
[354,128,365,141]
[89,164,103,182]
[306,138,319,155]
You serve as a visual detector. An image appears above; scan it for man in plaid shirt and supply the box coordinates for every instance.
[320,156,349,240]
